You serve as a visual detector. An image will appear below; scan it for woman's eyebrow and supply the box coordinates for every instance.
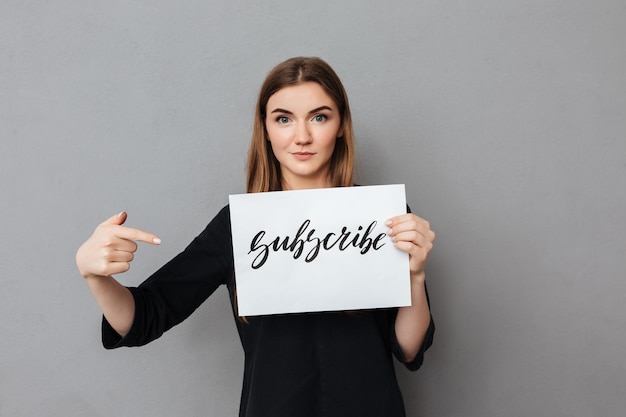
[308,105,333,114]
[270,108,293,114]
[269,105,334,115]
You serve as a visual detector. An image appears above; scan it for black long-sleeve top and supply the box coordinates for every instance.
[102,205,435,417]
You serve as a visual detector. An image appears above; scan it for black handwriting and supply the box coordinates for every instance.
[248,219,386,269]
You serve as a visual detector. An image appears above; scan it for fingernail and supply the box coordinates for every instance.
[385,219,392,226]
[153,237,162,245]
[118,211,126,217]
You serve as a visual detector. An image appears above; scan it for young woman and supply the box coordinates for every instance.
[76,57,435,417]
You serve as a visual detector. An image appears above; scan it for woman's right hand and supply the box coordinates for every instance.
[76,212,161,280]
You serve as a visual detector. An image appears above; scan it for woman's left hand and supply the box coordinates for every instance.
[386,213,435,280]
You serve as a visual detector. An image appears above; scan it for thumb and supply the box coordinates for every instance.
[101,211,128,226]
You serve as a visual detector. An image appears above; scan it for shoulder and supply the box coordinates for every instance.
[215,204,231,223]
[209,204,232,231]
[190,204,232,246]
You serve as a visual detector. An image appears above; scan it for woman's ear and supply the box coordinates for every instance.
[337,124,344,138]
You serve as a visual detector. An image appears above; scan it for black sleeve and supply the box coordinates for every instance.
[102,206,234,349]
[385,204,435,370]
[391,311,435,371]
[390,285,435,371]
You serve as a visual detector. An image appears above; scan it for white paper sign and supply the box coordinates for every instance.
[229,184,410,316]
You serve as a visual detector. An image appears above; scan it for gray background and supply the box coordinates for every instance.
[1,1,624,416]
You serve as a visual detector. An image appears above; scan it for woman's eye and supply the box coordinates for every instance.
[276,116,290,124]
[313,114,327,122]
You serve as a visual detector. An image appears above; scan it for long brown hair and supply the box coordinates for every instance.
[246,57,355,192]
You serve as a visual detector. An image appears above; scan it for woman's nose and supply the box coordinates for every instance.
[294,123,312,145]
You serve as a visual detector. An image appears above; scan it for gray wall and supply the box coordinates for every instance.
[2,1,625,416]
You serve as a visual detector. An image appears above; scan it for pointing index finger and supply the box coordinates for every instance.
[114,225,161,245]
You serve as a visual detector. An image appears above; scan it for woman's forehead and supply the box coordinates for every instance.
[267,82,337,112]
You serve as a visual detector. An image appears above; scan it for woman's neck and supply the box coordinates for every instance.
[281,176,332,191]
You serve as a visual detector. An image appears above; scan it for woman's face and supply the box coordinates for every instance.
[265,82,343,190]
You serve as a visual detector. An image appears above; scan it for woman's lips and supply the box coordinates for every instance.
[292,152,315,161]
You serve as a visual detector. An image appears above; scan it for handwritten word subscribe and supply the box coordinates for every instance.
[248,219,387,269]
